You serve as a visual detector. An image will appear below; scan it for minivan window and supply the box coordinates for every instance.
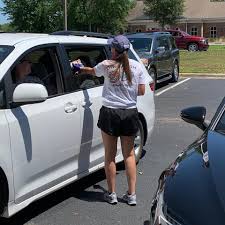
[0,79,5,109]
[64,46,106,91]
[215,110,225,135]
[11,47,62,97]
[0,45,14,64]
[129,38,152,54]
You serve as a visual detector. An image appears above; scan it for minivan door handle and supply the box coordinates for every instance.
[64,102,78,113]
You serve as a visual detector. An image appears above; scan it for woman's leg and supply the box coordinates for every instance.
[120,136,136,195]
[101,131,118,193]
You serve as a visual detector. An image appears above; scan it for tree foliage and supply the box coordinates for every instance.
[68,0,135,33]
[1,0,64,32]
[1,0,135,34]
[144,0,185,29]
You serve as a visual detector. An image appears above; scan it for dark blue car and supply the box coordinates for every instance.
[150,97,225,225]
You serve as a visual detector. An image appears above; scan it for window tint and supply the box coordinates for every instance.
[64,46,106,91]
[0,45,14,64]
[215,110,225,135]
[128,49,139,62]
[170,37,177,49]
[11,47,62,97]
[0,79,6,109]
[156,36,170,50]
[129,38,152,53]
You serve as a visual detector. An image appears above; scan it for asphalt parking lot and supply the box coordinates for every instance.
[1,77,225,225]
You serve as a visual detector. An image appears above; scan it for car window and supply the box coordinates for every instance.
[0,45,14,64]
[128,38,152,54]
[170,36,177,49]
[215,110,225,135]
[0,79,6,109]
[128,49,139,62]
[64,46,106,91]
[156,36,170,50]
[11,47,62,97]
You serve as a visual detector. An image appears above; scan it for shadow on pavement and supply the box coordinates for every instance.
[0,169,106,225]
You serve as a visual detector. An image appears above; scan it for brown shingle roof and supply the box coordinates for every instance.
[184,0,225,19]
[127,0,225,21]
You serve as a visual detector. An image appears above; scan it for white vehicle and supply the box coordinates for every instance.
[0,33,155,217]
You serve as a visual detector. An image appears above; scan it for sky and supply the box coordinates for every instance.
[0,0,9,24]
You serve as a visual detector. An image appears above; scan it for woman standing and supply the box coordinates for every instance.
[72,35,146,206]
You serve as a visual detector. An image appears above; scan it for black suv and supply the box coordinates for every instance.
[126,32,179,88]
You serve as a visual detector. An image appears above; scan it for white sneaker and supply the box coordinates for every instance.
[122,192,137,206]
[104,192,118,204]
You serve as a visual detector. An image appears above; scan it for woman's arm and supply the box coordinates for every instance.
[79,67,96,75]
[138,84,145,96]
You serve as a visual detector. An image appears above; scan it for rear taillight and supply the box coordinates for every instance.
[149,82,155,92]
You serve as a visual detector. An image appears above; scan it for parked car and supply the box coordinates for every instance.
[126,32,180,89]
[0,33,155,217]
[166,29,209,51]
[150,97,225,225]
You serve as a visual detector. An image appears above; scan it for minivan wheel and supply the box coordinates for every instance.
[149,67,157,91]
[0,176,7,215]
[171,62,179,82]
[188,43,198,51]
[134,120,144,163]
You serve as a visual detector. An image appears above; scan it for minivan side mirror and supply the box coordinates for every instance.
[180,106,207,131]
[155,46,165,54]
[13,83,48,105]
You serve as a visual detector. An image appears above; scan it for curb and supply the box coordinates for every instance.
[180,73,225,78]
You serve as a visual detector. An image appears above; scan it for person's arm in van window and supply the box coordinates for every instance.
[71,59,105,77]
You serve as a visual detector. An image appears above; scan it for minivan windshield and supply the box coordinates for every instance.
[0,45,14,64]
[129,38,152,54]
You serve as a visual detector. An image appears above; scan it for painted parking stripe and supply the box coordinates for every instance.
[155,78,191,97]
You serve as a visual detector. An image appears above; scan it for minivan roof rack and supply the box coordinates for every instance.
[126,31,170,36]
[51,30,112,39]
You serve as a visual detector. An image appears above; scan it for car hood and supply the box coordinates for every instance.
[163,130,225,225]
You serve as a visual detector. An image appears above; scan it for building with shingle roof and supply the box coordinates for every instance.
[127,0,225,38]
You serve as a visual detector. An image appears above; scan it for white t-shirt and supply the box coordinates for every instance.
[94,59,147,109]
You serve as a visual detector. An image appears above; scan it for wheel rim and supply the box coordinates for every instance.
[173,64,179,80]
[189,44,198,51]
[134,129,141,158]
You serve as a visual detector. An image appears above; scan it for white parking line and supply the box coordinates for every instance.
[155,78,191,96]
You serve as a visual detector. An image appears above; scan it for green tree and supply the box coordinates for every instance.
[0,23,15,32]
[144,0,185,29]
[1,0,64,33]
[68,0,135,33]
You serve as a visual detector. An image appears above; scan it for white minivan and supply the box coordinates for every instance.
[0,33,155,217]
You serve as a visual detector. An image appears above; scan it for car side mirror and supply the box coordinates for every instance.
[155,46,165,54]
[180,106,207,131]
[13,83,48,105]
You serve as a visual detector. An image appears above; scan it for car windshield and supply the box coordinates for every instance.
[215,110,225,135]
[129,38,152,54]
[0,45,14,64]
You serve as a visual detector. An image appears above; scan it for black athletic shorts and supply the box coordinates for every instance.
[97,106,139,137]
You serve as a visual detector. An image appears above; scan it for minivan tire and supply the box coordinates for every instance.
[134,120,145,164]
[0,176,7,215]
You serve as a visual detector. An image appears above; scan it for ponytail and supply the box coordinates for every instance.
[115,51,132,84]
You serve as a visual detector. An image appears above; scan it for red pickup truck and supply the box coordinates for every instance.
[166,29,209,51]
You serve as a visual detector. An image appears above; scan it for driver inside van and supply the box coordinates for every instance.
[14,56,44,85]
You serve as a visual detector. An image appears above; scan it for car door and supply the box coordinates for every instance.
[61,44,107,174]
[173,31,186,49]
[155,36,172,76]
[4,45,82,204]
